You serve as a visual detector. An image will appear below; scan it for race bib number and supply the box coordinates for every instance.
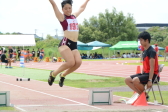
[67,19,79,31]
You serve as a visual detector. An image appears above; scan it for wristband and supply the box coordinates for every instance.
[148,79,152,82]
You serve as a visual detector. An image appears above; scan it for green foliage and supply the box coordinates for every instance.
[36,35,60,48]
[79,8,139,45]
[146,26,168,47]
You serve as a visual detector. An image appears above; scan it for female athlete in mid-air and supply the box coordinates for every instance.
[48,0,90,87]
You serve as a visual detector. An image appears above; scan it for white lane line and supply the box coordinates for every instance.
[14,106,26,112]
[0,81,103,110]
[17,104,85,107]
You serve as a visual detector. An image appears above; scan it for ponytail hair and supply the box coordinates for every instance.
[61,0,73,8]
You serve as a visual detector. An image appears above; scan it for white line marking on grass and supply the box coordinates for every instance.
[14,106,26,112]
[0,81,103,110]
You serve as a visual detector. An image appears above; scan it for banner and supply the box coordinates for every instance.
[20,56,24,67]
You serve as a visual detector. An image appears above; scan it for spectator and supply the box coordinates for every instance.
[94,52,98,59]
[0,50,2,58]
[52,57,57,63]
[41,48,44,54]
[154,44,159,56]
[39,51,44,62]
[117,50,120,57]
[32,49,35,58]
[37,48,40,57]
[89,54,92,59]
[27,49,30,61]
[12,51,17,63]
[164,45,168,62]
[125,31,159,100]
[128,53,131,58]
[8,46,13,59]
[1,50,12,68]
[122,53,127,58]
[2,46,5,52]
[17,48,21,61]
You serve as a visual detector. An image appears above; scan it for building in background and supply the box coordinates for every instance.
[136,23,168,32]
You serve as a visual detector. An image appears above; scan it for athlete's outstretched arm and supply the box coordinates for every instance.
[49,0,64,21]
[73,0,90,18]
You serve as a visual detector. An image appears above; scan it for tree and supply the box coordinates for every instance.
[5,32,10,35]
[36,35,60,48]
[147,26,168,47]
[79,8,139,45]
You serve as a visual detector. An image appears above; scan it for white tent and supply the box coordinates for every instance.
[0,35,36,46]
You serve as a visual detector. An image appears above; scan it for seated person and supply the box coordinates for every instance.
[125,31,159,101]
[39,52,44,62]
[12,51,17,63]
[52,57,57,62]
[1,50,12,68]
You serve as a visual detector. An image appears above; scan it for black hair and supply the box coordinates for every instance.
[138,31,151,43]
[4,50,7,53]
[61,0,73,8]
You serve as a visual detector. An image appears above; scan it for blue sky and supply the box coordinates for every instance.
[0,0,168,38]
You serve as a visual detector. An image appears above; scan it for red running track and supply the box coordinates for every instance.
[0,60,168,111]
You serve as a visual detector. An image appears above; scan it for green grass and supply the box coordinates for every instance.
[113,91,168,105]
[41,77,126,88]
[0,107,16,111]
[0,67,109,81]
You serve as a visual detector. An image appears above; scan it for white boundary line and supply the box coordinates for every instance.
[16,104,85,107]
[14,106,26,112]
[0,81,103,110]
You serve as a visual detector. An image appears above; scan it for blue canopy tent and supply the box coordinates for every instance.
[77,41,88,47]
[77,46,93,50]
[86,41,112,58]
[77,41,93,50]
[87,41,111,47]
[151,45,165,50]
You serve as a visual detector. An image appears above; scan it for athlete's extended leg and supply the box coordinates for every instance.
[48,46,75,86]
[61,50,82,76]
[59,50,82,87]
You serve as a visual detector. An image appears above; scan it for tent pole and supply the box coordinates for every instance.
[23,45,24,76]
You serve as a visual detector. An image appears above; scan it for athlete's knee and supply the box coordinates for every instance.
[132,77,140,85]
[75,60,82,67]
[66,61,75,68]
[125,77,132,84]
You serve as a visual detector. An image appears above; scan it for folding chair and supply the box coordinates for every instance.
[0,62,6,68]
[147,64,164,105]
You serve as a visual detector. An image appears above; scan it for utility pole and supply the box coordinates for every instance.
[42,33,43,40]
[55,29,58,39]
[35,29,37,35]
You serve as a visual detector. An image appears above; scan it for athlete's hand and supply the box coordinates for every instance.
[147,81,152,89]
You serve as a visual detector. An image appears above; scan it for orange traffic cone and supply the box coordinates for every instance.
[132,92,148,106]
[136,66,141,74]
